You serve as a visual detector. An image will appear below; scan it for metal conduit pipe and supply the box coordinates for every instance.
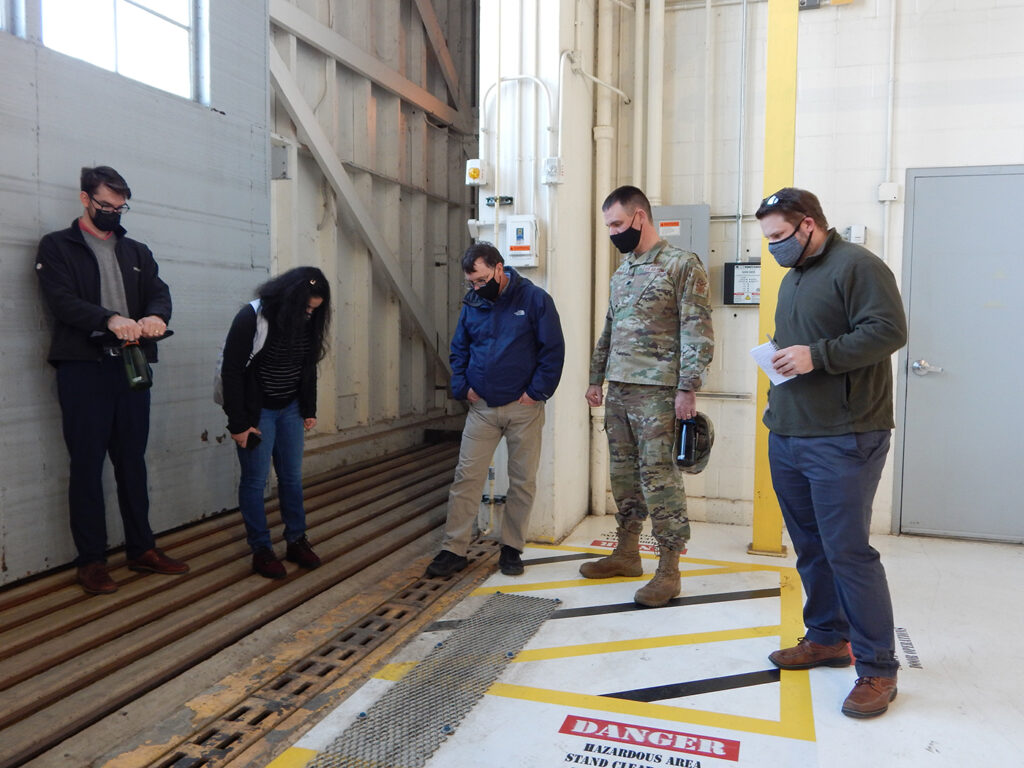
[633,0,646,185]
[645,0,665,205]
[590,0,616,517]
[881,0,898,265]
[735,0,749,262]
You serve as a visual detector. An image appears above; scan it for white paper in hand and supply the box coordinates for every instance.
[751,341,795,386]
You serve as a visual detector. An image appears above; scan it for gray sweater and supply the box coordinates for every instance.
[764,230,908,437]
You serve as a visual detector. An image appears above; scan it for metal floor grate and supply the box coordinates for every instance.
[308,592,560,768]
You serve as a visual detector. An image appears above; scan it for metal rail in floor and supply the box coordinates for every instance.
[0,441,464,768]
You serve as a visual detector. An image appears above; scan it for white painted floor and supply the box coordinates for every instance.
[270,517,1024,768]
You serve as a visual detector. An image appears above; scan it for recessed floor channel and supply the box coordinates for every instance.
[307,593,560,768]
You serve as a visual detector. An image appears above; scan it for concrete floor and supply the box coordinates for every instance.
[268,517,1024,768]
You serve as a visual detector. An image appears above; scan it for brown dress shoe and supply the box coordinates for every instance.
[128,548,190,575]
[253,548,287,579]
[78,562,117,595]
[285,536,321,569]
[769,637,852,669]
[842,676,897,718]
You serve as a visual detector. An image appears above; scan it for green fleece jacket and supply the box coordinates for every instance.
[764,230,907,437]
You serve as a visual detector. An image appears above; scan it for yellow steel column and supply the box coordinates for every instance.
[748,0,799,557]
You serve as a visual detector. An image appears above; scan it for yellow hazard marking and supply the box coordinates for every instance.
[375,547,816,742]
[265,746,316,768]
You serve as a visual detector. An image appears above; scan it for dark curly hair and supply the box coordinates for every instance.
[256,266,331,362]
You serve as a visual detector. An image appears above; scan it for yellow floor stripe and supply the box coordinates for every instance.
[266,746,316,768]
[487,682,814,741]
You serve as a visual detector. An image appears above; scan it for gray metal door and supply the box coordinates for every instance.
[895,165,1024,542]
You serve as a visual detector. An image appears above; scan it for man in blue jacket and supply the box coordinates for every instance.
[426,242,565,577]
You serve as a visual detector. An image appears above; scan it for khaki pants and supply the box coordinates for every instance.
[442,399,545,556]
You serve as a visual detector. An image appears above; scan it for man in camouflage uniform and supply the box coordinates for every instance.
[583,185,714,607]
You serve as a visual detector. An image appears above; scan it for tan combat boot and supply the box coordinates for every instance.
[633,547,681,607]
[579,527,643,578]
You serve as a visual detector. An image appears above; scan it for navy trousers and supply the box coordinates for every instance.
[768,430,899,678]
[56,357,155,566]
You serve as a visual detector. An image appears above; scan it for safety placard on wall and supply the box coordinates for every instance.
[723,262,760,305]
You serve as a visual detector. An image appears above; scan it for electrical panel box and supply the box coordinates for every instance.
[723,262,761,305]
[652,204,711,262]
[504,215,539,268]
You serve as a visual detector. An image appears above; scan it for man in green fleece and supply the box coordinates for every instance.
[756,188,907,719]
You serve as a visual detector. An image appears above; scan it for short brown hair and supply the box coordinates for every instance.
[755,187,827,230]
[81,166,132,199]
[602,185,653,221]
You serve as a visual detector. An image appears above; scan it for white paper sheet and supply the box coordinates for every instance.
[750,341,795,386]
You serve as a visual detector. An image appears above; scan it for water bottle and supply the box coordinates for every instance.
[123,341,152,391]
[675,418,696,467]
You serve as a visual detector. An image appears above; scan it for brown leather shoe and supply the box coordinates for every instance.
[285,536,321,569]
[253,548,287,579]
[78,562,117,595]
[769,637,852,669]
[842,676,898,718]
[128,548,190,575]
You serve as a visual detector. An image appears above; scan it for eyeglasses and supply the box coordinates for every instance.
[90,195,130,214]
[465,269,496,290]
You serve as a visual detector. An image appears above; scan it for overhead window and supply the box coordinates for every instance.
[39,0,205,101]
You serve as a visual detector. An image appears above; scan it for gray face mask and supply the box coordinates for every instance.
[768,226,808,268]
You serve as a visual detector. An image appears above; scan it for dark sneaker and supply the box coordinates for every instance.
[77,562,117,595]
[128,548,190,575]
[425,549,468,578]
[286,536,321,569]
[499,545,524,576]
[842,676,898,718]
[252,548,287,579]
[769,637,852,669]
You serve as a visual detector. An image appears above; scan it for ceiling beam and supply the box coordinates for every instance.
[269,46,451,376]
[269,0,473,135]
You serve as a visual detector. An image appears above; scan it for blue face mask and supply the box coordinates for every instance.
[768,224,809,268]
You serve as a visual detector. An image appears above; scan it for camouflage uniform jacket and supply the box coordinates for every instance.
[589,240,714,391]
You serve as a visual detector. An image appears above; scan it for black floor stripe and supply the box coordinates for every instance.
[522,553,601,566]
[603,669,781,701]
[426,588,780,631]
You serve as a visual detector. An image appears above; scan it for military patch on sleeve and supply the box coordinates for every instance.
[693,275,709,299]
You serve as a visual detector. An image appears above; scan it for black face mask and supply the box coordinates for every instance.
[474,276,501,302]
[91,208,121,232]
[609,212,642,254]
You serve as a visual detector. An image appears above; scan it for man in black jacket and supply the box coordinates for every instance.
[756,187,907,719]
[35,166,189,595]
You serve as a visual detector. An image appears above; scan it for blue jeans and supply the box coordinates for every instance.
[769,430,899,678]
[236,400,307,553]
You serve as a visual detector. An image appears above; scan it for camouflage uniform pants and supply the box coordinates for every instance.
[605,381,689,550]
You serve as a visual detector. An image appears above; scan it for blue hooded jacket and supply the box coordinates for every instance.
[449,267,565,407]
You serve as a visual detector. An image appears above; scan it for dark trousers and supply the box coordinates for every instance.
[768,430,899,678]
[57,357,155,565]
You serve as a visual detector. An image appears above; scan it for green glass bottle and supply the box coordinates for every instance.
[123,341,152,391]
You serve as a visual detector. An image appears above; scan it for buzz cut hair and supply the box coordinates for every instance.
[602,185,653,221]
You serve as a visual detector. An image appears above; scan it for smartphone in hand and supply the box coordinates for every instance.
[246,431,262,450]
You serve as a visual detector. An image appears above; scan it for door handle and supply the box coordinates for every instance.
[911,359,944,376]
